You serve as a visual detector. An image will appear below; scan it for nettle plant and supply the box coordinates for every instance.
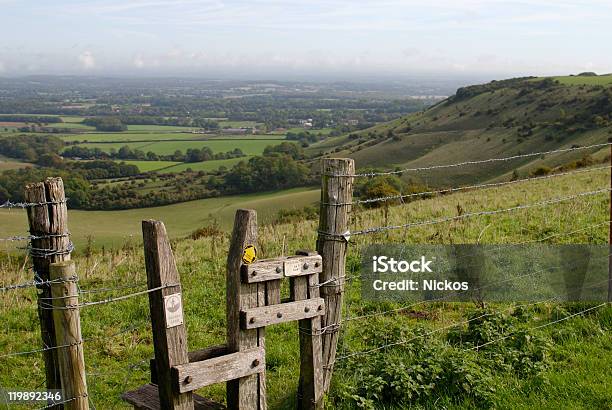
[331,308,553,409]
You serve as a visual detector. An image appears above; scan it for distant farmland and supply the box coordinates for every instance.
[71,139,284,156]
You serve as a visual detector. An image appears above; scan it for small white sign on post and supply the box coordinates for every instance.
[284,259,302,277]
[163,293,184,328]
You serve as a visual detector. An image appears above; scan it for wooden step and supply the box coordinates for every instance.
[122,383,225,410]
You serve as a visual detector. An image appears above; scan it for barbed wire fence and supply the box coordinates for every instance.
[0,143,611,407]
[314,143,612,384]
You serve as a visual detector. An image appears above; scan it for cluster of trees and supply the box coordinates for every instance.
[83,117,127,131]
[118,115,219,129]
[185,147,244,162]
[221,154,313,194]
[0,115,63,123]
[0,135,64,163]
[286,131,323,146]
[0,168,91,208]
[262,142,304,159]
[63,144,245,162]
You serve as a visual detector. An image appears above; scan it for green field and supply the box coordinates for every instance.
[73,139,284,156]
[159,156,249,173]
[0,156,31,171]
[126,124,198,132]
[0,187,320,249]
[119,160,182,172]
[1,168,610,409]
[60,132,209,143]
[553,74,612,86]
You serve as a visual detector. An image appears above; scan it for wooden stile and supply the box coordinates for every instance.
[226,209,266,410]
[316,158,354,393]
[49,261,88,410]
[142,220,194,410]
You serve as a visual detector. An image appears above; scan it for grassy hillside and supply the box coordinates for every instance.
[308,76,612,187]
[0,166,610,409]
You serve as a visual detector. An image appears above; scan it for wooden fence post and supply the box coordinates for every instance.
[316,158,354,393]
[292,251,324,409]
[49,261,88,410]
[226,209,266,410]
[142,220,194,410]
[25,177,71,406]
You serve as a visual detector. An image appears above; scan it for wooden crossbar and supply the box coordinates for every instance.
[172,347,265,393]
[240,298,325,329]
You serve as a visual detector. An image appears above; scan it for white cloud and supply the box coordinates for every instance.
[0,61,5,72]
[133,54,145,68]
[78,51,95,69]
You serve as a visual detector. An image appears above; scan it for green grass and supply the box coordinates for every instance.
[119,160,182,172]
[553,74,612,86]
[159,157,249,173]
[126,124,198,132]
[60,132,207,143]
[1,167,610,409]
[72,139,284,156]
[0,156,32,171]
[0,187,320,250]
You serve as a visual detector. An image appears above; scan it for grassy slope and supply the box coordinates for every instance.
[1,168,610,409]
[0,188,320,249]
[307,77,612,187]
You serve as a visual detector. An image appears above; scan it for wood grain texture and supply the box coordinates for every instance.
[316,158,354,393]
[291,271,324,409]
[226,209,266,410]
[242,255,322,283]
[151,345,228,384]
[240,298,325,329]
[172,347,265,393]
[25,177,70,404]
[122,384,224,410]
[49,261,88,410]
[142,220,193,410]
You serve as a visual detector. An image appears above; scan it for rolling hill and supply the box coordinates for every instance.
[308,75,612,187]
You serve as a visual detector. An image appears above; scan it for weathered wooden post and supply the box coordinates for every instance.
[226,209,266,409]
[316,158,354,393]
[49,261,88,410]
[292,250,324,409]
[142,220,194,410]
[25,177,71,406]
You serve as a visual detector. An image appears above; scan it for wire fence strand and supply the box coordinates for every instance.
[350,187,611,237]
[329,142,612,177]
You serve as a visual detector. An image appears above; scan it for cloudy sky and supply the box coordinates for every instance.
[1,0,611,79]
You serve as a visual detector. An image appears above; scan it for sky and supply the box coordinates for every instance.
[1,0,611,79]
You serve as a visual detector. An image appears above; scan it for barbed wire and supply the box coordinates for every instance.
[36,393,88,410]
[0,320,151,359]
[332,165,611,206]
[38,283,180,310]
[0,275,78,293]
[0,199,67,209]
[349,187,610,237]
[0,233,70,242]
[328,142,612,177]
[334,279,610,362]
